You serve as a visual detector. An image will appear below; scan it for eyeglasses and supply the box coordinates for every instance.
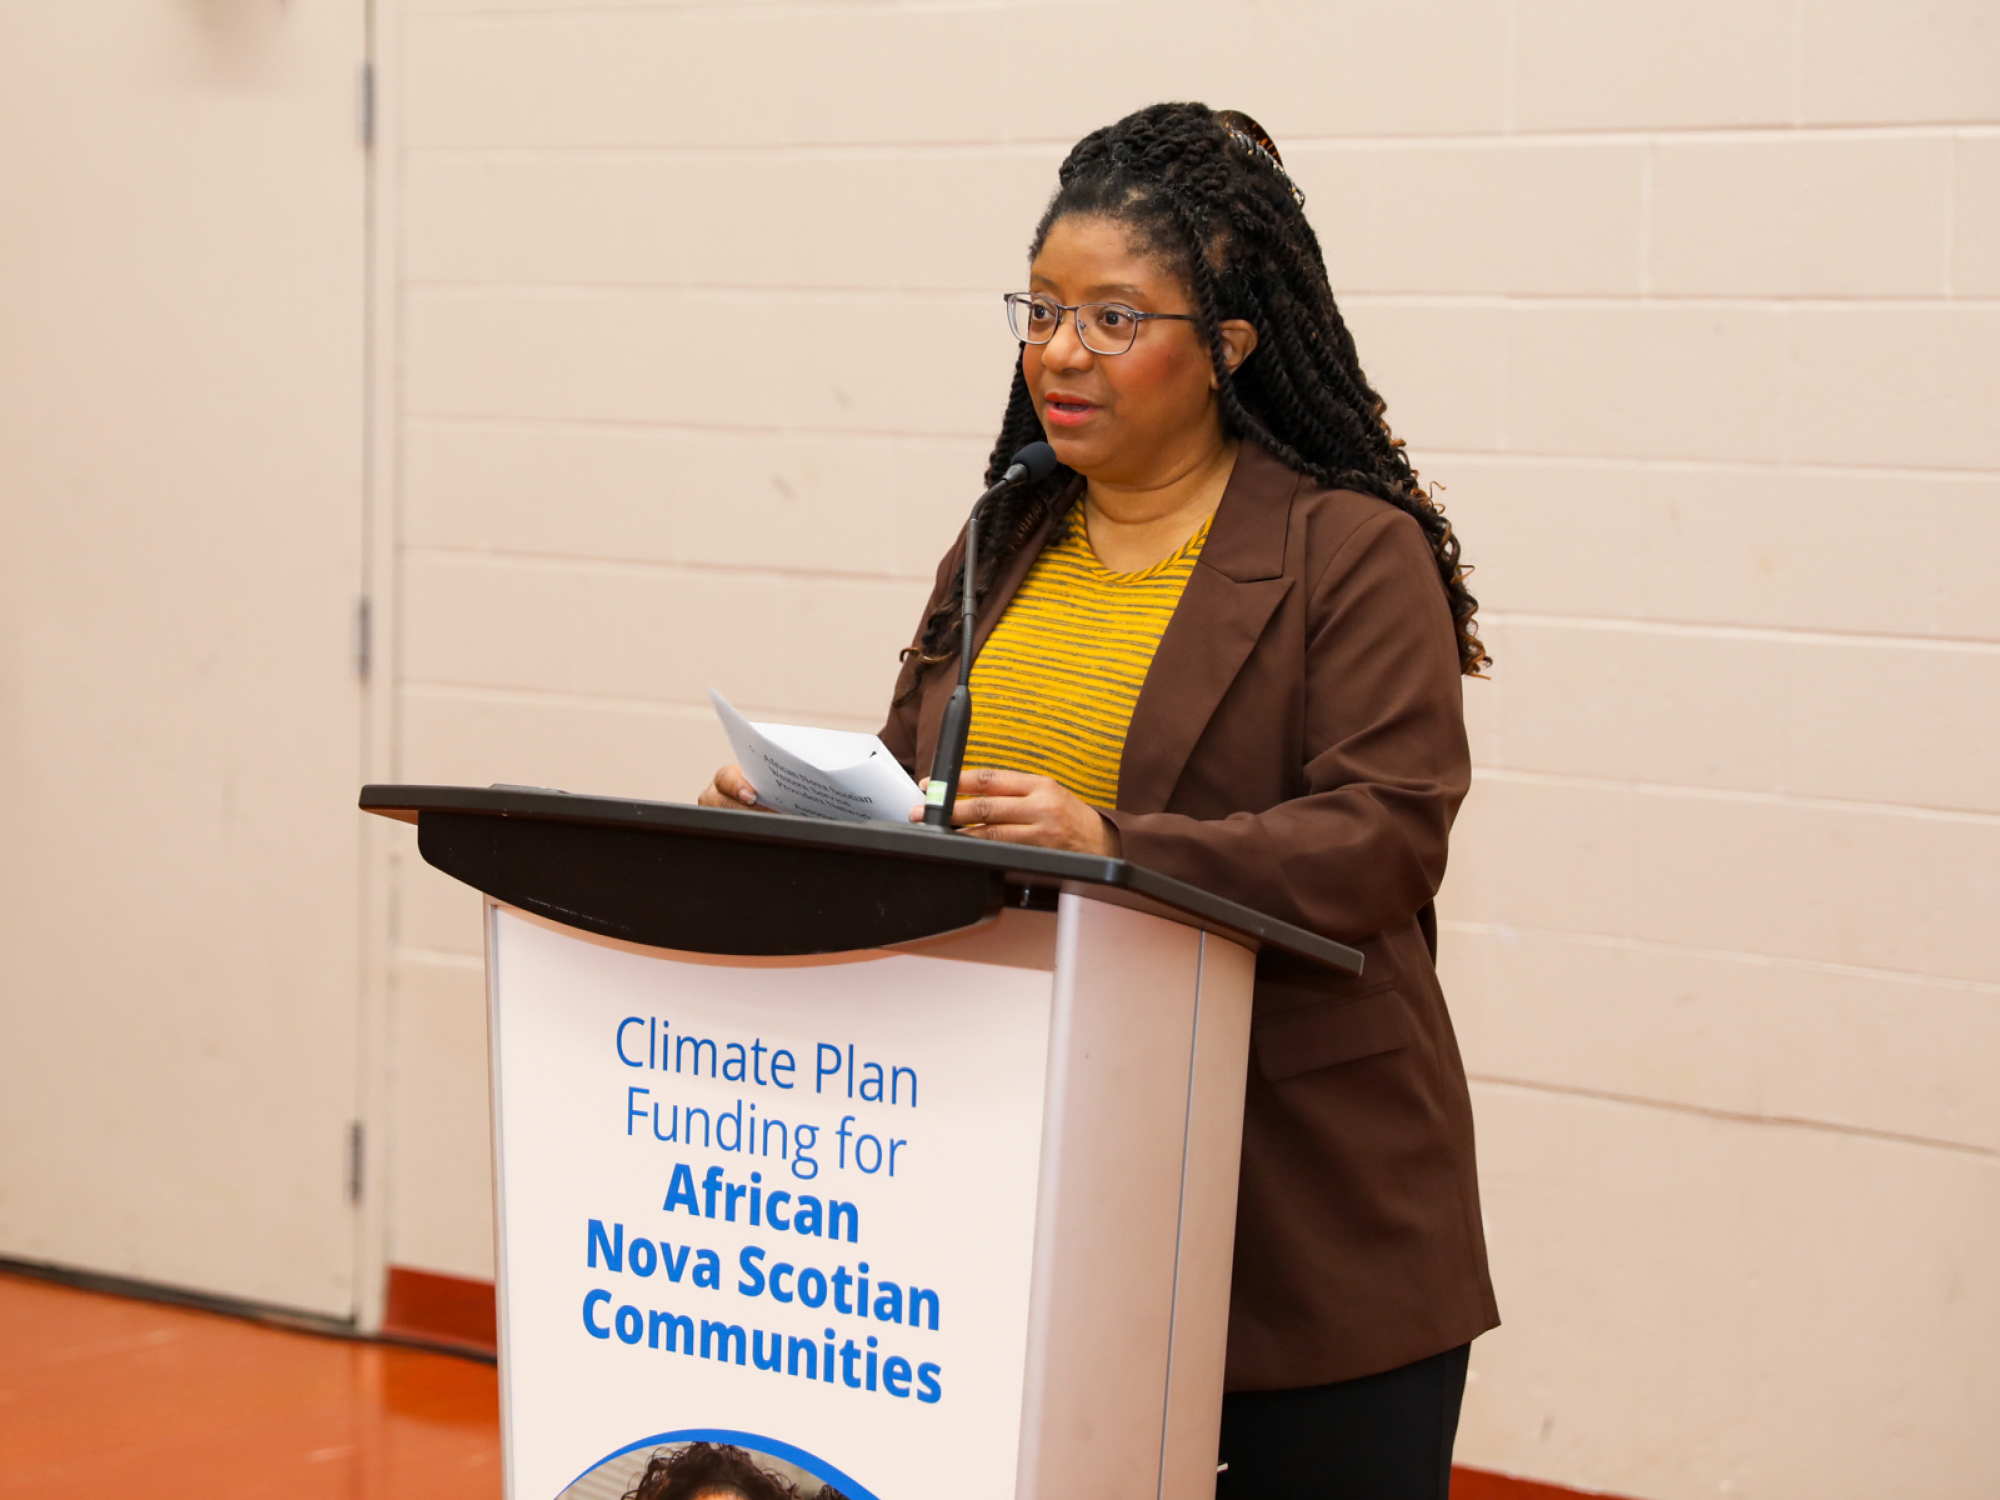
[1003,293,1199,356]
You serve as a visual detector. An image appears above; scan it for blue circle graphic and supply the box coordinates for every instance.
[559,1427,882,1500]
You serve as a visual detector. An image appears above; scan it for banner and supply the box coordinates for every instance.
[487,906,1058,1500]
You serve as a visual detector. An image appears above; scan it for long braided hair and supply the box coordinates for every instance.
[911,102,1487,682]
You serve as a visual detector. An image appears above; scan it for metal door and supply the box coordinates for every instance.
[0,0,369,1316]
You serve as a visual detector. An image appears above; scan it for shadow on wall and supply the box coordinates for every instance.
[173,0,289,83]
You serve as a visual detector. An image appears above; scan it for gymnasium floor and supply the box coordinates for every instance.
[0,1267,1569,1500]
[0,1270,500,1499]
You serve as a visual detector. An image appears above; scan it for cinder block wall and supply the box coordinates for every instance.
[375,4,2000,1496]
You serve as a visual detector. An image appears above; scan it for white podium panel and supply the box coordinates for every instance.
[484,893,1254,1500]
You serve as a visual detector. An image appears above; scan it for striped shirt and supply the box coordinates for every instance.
[963,504,1212,809]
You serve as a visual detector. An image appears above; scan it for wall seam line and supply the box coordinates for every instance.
[1436,918,2000,993]
[1468,1074,2000,1158]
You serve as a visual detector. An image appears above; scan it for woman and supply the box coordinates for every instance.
[619,1440,792,1500]
[704,103,1496,1498]
[621,1440,842,1500]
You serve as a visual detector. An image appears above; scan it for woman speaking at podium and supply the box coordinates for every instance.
[707,104,1496,1498]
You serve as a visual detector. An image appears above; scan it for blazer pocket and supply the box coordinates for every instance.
[1254,983,1413,1082]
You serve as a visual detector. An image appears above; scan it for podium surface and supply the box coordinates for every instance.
[362,786,1360,1500]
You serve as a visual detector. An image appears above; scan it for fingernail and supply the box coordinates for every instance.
[739,789,755,804]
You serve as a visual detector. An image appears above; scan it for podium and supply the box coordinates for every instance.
[361,786,1361,1500]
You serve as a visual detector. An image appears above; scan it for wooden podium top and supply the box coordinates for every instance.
[360,784,1363,974]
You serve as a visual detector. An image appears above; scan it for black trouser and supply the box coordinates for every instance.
[1217,1343,1470,1500]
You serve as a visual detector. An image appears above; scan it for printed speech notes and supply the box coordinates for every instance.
[710,689,925,824]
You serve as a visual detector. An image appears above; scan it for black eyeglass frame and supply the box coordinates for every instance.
[1002,292,1200,356]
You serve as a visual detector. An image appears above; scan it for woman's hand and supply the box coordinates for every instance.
[697,764,771,812]
[910,766,1120,856]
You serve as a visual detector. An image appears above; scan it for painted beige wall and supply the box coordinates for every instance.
[370,2,1998,1496]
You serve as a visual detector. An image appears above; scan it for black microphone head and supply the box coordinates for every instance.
[1012,441,1058,483]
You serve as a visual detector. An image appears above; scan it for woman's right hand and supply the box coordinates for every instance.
[697,764,769,812]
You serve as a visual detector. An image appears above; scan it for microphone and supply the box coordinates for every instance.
[995,442,1059,490]
[922,441,1058,831]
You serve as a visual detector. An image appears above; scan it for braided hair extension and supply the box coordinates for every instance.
[908,102,1488,686]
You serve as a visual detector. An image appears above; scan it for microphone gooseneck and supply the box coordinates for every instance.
[921,442,1058,831]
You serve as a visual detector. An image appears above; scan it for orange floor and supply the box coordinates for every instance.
[0,1271,500,1499]
[0,1267,1577,1499]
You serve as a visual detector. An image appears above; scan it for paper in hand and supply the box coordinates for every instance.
[709,689,925,824]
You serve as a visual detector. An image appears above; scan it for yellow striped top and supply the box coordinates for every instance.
[963,505,1212,809]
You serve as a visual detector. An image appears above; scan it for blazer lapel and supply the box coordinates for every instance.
[1117,443,1298,813]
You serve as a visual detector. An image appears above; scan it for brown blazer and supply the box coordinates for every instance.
[878,441,1499,1390]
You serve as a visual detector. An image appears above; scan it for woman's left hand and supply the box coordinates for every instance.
[910,766,1121,856]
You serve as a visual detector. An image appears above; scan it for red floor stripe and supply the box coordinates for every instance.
[382,1266,497,1356]
[1453,1465,1614,1498]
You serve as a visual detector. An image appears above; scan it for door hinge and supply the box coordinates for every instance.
[352,595,372,681]
[357,62,375,149]
[346,1121,365,1204]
